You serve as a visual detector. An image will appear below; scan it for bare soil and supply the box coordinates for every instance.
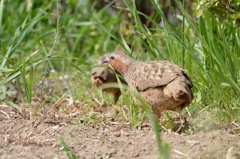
[1,103,240,159]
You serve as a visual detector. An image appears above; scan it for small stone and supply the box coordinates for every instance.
[121,131,129,137]
[132,152,139,157]
[109,149,117,157]
[113,132,121,137]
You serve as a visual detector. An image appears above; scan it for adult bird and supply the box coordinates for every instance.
[103,49,193,132]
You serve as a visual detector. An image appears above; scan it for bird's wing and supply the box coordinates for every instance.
[129,61,187,91]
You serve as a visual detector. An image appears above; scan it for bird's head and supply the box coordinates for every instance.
[103,50,134,75]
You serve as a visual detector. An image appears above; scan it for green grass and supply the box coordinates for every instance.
[58,135,76,159]
[0,0,240,158]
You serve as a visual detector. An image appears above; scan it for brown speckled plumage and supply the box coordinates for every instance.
[104,49,194,131]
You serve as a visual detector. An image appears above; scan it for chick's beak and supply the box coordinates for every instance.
[103,57,110,63]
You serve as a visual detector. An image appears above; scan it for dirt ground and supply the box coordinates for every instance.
[1,103,240,159]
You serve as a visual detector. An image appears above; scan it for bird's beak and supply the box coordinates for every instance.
[103,57,110,63]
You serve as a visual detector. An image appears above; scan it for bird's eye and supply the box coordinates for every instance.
[110,56,115,59]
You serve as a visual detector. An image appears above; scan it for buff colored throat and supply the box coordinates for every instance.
[109,58,128,74]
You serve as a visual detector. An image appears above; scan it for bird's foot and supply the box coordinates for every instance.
[175,117,187,133]
[100,101,107,107]
[93,98,108,107]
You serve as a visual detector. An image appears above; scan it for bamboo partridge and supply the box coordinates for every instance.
[104,49,193,131]
[91,45,125,106]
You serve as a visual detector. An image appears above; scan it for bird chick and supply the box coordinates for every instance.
[104,50,193,132]
[91,45,125,106]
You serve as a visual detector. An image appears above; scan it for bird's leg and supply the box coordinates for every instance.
[113,91,121,105]
[175,107,186,133]
[100,89,107,107]
[93,88,107,108]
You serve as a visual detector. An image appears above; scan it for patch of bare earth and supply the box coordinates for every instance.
[1,104,240,159]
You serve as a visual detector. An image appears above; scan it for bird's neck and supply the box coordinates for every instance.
[109,58,139,84]
[109,59,129,75]
[121,61,139,84]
